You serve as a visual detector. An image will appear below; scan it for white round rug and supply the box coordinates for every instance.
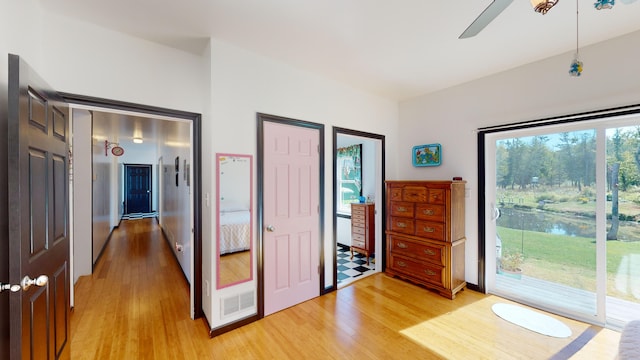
[492,303,572,338]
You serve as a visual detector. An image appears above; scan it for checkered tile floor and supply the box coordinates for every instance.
[121,212,158,220]
[337,244,375,287]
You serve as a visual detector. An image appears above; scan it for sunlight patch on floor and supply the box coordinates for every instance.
[397,296,615,360]
[399,297,511,359]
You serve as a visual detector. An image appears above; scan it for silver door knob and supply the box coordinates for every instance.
[0,282,21,293]
[266,225,275,232]
[21,275,48,291]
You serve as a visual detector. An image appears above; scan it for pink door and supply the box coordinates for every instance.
[263,120,320,316]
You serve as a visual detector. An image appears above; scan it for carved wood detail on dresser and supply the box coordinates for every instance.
[385,180,466,299]
[350,203,375,265]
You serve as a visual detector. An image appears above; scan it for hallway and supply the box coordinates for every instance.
[70,218,208,358]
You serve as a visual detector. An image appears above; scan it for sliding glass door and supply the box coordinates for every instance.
[605,125,640,328]
[484,116,640,328]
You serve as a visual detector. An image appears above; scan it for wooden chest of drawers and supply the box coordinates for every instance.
[351,203,375,265]
[385,180,466,299]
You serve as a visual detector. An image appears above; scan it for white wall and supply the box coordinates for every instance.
[1,0,44,72]
[39,18,204,113]
[72,109,93,283]
[157,120,193,282]
[207,38,399,328]
[399,29,640,286]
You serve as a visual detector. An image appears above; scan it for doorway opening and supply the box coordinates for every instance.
[63,93,203,320]
[333,127,385,289]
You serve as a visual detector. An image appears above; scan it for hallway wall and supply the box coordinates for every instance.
[72,109,93,283]
[157,120,193,281]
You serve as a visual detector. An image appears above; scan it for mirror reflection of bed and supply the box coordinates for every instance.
[217,154,253,289]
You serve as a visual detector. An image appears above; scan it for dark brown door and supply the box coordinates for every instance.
[8,54,70,359]
[125,164,152,214]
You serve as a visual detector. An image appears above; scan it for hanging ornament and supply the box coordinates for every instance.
[594,0,615,9]
[569,0,583,77]
[569,55,583,76]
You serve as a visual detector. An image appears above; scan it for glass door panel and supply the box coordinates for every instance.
[492,129,598,320]
[605,126,640,326]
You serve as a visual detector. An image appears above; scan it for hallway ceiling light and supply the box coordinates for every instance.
[133,137,143,144]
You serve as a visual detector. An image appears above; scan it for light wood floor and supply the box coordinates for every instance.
[219,250,251,287]
[69,218,621,359]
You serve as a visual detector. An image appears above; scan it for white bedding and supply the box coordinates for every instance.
[219,210,251,255]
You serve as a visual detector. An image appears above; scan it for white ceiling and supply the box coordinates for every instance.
[38,0,640,100]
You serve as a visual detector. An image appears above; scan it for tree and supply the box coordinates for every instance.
[607,163,620,240]
[557,132,580,189]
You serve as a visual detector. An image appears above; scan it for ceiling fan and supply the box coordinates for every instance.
[459,0,559,39]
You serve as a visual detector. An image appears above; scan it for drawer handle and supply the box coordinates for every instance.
[423,227,435,233]
[397,242,408,249]
[407,192,419,197]
[422,209,434,215]
[423,249,435,256]
[397,261,407,267]
[397,222,407,228]
[397,206,407,212]
[424,269,436,276]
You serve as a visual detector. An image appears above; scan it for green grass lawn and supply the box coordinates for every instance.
[497,226,640,300]
[495,185,640,301]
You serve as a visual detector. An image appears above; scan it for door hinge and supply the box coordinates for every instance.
[317,144,319,153]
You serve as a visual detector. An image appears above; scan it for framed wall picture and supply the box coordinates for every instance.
[412,143,441,167]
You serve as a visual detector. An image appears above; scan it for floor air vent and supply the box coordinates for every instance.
[222,290,255,317]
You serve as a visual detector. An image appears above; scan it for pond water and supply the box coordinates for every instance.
[497,208,596,238]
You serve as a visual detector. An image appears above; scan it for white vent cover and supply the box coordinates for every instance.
[222,290,255,317]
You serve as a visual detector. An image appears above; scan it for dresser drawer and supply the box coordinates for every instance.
[389,254,444,287]
[389,216,415,235]
[352,226,366,235]
[352,239,366,249]
[415,204,445,222]
[415,220,445,241]
[403,186,427,202]
[389,187,403,201]
[352,233,365,242]
[352,207,365,216]
[388,235,444,266]
[389,201,414,218]
[428,189,445,204]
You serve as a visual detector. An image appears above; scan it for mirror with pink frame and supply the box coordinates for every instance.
[216,153,253,289]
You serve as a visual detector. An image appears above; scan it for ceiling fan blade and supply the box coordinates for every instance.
[459,0,514,39]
